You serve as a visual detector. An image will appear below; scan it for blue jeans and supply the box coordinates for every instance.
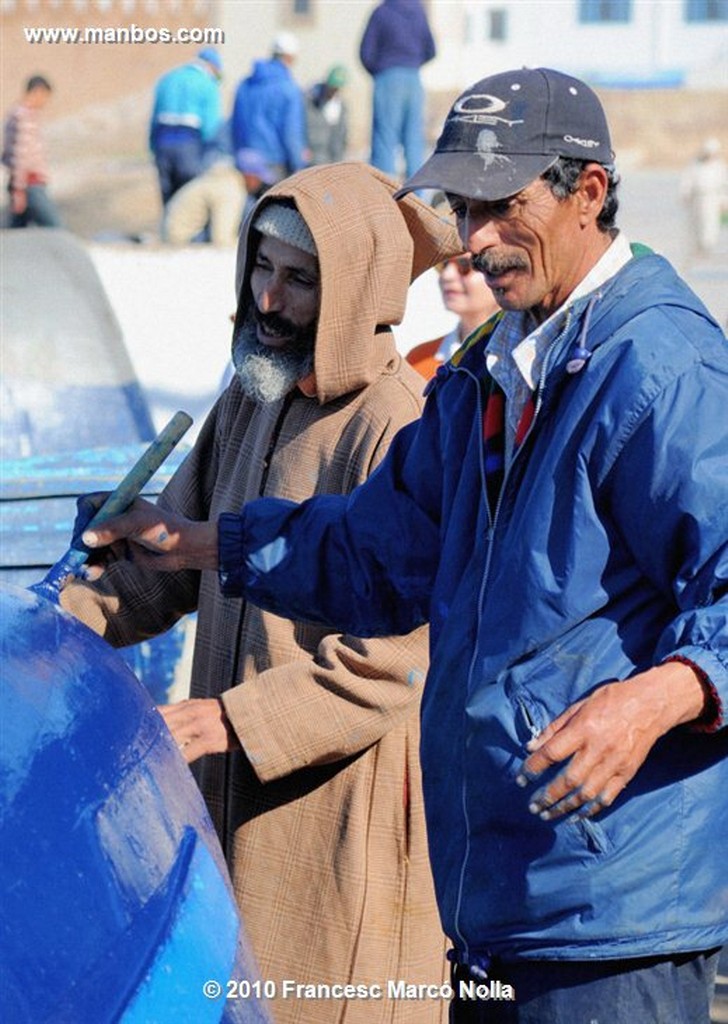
[370,67,425,179]
[154,137,204,206]
[449,949,721,1023]
[9,184,62,228]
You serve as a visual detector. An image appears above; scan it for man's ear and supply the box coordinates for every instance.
[577,163,609,227]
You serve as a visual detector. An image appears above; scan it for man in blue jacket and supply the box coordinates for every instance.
[231,33,306,183]
[359,0,436,179]
[79,69,727,1023]
[149,47,223,206]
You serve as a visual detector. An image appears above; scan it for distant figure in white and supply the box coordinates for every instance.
[681,137,727,256]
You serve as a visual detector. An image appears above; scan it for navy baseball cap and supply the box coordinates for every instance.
[396,67,614,202]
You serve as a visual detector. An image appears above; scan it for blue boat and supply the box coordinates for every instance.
[0,581,269,1023]
[1,229,195,703]
[1,229,155,460]
[1,443,195,704]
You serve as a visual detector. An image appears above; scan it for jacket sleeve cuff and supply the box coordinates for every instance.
[662,654,723,733]
[217,512,246,597]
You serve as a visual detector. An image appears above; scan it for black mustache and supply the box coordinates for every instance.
[254,309,299,336]
[472,251,529,276]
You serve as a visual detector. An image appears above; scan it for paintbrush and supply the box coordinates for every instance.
[29,410,193,603]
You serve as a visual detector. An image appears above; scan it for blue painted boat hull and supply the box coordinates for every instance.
[1,229,156,460]
[0,582,269,1023]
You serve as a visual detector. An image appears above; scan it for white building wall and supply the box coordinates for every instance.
[214,0,725,158]
[425,0,728,93]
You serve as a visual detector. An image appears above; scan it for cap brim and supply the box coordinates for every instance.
[394,151,558,202]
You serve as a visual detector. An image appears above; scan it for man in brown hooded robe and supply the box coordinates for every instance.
[62,162,460,1024]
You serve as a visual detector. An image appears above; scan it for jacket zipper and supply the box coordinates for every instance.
[449,309,574,957]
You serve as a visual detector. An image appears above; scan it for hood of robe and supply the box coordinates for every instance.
[233,161,461,404]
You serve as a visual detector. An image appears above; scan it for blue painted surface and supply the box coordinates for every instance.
[1,380,156,460]
[0,582,269,1023]
[1,445,193,704]
[3,228,188,700]
[2,230,157,460]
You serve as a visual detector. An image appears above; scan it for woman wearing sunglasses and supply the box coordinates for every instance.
[406,254,499,379]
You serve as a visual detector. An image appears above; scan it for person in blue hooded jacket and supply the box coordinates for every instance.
[231,33,306,183]
[78,69,728,1024]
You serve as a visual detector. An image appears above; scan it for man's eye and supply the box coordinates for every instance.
[490,199,514,217]
[292,274,318,289]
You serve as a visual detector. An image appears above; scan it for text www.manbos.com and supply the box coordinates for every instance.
[23,25,225,45]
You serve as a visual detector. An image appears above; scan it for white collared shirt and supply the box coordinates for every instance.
[485,232,633,463]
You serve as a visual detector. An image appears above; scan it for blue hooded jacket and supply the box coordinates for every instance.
[221,252,728,961]
[231,59,305,174]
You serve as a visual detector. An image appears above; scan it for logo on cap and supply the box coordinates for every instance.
[564,134,601,149]
[452,93,524,129]
[473,130,513,172]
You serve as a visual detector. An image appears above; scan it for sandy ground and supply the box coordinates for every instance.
[78,160,727,443]
[5,101,720,440]
[4,133,726,437]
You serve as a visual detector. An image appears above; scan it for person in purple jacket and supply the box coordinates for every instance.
[359,0,436,179]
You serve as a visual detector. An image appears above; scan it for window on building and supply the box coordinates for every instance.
[685,0,728,21]
[579,0,632,23]
[489,8,508,40]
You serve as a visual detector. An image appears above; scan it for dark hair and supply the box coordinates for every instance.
[541,157,619,232]
[25,75,52,93]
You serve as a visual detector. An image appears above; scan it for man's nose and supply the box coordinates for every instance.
[258,277,284,313]
[460,212,501,253]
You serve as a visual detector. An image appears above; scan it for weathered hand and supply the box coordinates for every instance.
[515,662,707,820]
[81,497,218,577]
[158,698,240,764]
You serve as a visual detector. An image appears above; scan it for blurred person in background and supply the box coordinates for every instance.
[681,137,728,256]
[149,47,223,207]
[2,74,62,228]
[163,148,275,248]
[359,0,436,179]
[232,33,306,183]
[406,252,499,379]
[305,65,349,166]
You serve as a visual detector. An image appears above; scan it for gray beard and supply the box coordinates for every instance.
[232,317,315,405]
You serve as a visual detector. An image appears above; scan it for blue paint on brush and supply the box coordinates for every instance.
[29,411,193,604]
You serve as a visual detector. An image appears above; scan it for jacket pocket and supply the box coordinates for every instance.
[516,695,542,747]
[570,815,612,855]
[515,695,613,857]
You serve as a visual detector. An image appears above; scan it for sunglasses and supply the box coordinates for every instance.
[436,255,473,276]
